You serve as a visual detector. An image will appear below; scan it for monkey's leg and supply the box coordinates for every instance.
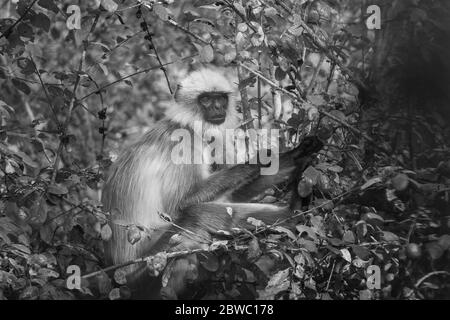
[152,202,293,299]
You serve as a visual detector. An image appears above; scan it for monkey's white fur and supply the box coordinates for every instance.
[103,68,240,268]
[166,68,240,135]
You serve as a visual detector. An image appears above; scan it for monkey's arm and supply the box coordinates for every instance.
[179,164,261,208]
[230,136,323,202]
[180,136,323,207]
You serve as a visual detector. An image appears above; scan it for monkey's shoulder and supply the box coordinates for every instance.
[134,118,191,148]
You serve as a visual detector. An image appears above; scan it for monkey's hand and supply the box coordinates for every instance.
[288,136,324,167]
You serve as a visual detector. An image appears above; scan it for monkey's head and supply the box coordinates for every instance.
[168,68,238,130]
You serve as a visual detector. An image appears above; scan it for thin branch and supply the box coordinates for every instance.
[141,8,173,94]
[257,50,262,128]
[29,55,60,127]
[51,14,100,184]
[0,0,39,40]
[414,271,450,289]
[223,0,258,33]
[273,0,367,91]
[237,62,377,146]
[166,18,209,45]
[79,54,197,101]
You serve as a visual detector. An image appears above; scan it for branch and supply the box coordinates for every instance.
[29,55,60,127]
[166,18,209,45]
[223,0,258,33]
[273,0,367,91]
[414,271,450,289]
[79,54,197,101]
[141,8,173,94]
[237,62,377,146]
[0,0,39,40]
[51,14,100,184]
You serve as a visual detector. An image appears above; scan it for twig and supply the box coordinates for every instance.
[223,0,258,33]
[305,54,324,95]
[325,259,336,291]
[414,271,450,289]
[82,246,246,279]
[166,18,209,45]
[273,0,367,91]
[51,14,100,184]
[257,50,262,128]
[141,8,173,94]
[79,54,197,101]
[29,55,60,127]
[238,62,377,146]
[0,0,39,40]
[140,2,208,45]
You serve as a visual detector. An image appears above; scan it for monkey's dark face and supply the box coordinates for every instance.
[198,92,228,125]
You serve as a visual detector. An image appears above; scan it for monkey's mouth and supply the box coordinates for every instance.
[207,116,226,125]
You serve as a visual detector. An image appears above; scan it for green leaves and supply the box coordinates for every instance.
[11,78,31,94]
[101,0,118,13]
[38,0,59,13]
[193,43,214,63]
[30,12,51,32]
[153,3,169,21]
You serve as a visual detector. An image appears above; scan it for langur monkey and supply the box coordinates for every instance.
[102,68,323,299]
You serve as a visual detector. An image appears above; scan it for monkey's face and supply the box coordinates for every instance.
[198,92,228,125]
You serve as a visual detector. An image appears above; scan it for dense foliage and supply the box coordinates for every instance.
[0,0,449,300]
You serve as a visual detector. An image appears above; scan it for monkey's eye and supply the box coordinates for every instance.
[199,96,212,107]
[217,95,228,106]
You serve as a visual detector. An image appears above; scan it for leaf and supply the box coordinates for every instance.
[101,0,118,12]
[355,220,368,239]
[127,226,141,245]
[247,238,262,260]
[362,212,384,226]
[235,32,246,48]
[108,288,121,300]
[298,238,317,253]
[425,242,444,260]
[30,12,51,32]
[381,231,399,244]
[391,173,409,191]
[351,245,370,260]
[327,165,343,173]
[297,179,313,197]
[340,248,352,263]
[233,2,246,17]
[273,226,296,240]
[114,269,127,285]
[237,23,247,32]
[47,184,68,195]
[274,67,286,81]
[200,254,219,272]
[153,4,169,21]
[19,286,39,300]
[12,78,31,95]
[199,44,214,63]
[361,177,382,190]
[342,230,355,244]
[101,224,113,241]
[296,225,317,241]
[247,217,265,228]
[264,7,278,17]
[264,268,290,295]
[303,166,320,184]
[437,235,450,251]
[37,268,59,279]
[38,0,59,13]
[17,57,35,75]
